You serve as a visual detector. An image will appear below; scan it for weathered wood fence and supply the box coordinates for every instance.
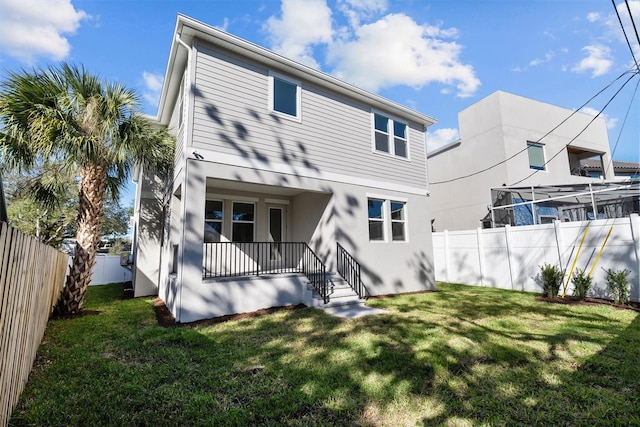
[0,222,69,426]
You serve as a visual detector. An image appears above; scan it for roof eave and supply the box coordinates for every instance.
[156,14,437,128]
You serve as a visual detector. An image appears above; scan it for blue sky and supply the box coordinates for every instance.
[1,0,639,205]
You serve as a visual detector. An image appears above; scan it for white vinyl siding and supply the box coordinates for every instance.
[191,41,427,188]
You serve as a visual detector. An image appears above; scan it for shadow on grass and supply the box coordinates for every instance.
[12,284,640,426]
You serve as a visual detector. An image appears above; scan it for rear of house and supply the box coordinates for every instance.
[132,15,437,322]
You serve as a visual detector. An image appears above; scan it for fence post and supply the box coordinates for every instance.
[444,230,450,283]
[630,214,639,301]
[476,227,485,286]
[504,225,516,290]
[553,219,564,272]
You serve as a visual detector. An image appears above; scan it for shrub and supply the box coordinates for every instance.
[571,269,592,300]
[540,263,564,298]
[605,268,631,305]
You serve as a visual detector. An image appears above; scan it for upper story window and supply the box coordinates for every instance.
[373,112,408,159]
[527,142,546,171]
[269,72,301,120]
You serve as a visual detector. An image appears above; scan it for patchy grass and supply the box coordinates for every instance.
[10,282,640,426]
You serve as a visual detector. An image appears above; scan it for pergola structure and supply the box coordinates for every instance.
[486,179,640,228]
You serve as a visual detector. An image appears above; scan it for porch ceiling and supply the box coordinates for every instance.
[205,178,318,196]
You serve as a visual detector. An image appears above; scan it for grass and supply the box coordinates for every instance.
[10,283,640,426]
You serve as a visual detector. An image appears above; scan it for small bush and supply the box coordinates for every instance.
[540,263,564,298]
[571,269,592,300]
[605,268,631,305]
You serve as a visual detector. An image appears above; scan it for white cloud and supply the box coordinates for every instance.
[427,128,459,153]
[586,1,640,68]
[586,12,600,23]
[572,45,613,77]
[264,0,333,68]
[264,0,480,98]
[338,0,387,27]
[580,107,619,129]
[0,0,88,63]
[142,72,164,108]
[529,51,554,67]
[328,13,480,97]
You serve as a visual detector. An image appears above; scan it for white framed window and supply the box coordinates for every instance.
[268,72,301,121]
[368,198,386,241]
[204,200,223,243]
[367,198,408,242]
[527,142,546,171]
[372,112,409,159]
[232,202,255,242]
[390,201,406,241]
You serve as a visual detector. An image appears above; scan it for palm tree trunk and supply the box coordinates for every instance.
[57,163,107,314]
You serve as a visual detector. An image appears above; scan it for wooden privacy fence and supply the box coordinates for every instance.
[0,222,69,427]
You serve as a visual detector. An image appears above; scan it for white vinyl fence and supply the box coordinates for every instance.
[67,255,132,286]
[433,214,639,302]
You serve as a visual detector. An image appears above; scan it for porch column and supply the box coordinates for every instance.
[176,158,207,322]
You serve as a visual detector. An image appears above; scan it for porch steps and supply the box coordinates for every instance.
[310,273,363,309]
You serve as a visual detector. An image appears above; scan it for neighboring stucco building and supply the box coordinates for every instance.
[132,15,437,322]
[427,91,614,231]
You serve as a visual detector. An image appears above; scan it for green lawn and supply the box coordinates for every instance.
[10,283,640,426]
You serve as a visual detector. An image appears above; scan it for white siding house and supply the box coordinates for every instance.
[427,91,614,231]
[132,15,437,322]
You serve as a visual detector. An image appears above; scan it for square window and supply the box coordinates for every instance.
[270,73,300,119]
[372,112,408,158]
[527,142,545,170]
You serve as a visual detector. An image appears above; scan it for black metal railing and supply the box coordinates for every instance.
[203,242,328,303]
[336,242,366,299]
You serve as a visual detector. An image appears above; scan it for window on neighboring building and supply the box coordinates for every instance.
[204,200,223,243]
[373,112,408,158]
[390,201,406,241]
[368,199,385,241]
[232,202,255,242]
[527,142,545,170]
[270,73,300,119]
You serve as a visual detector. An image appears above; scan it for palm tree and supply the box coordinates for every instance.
[0,63,173,314]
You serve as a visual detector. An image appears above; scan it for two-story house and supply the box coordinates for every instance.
[132,15,437,322]
[427,91,616,231]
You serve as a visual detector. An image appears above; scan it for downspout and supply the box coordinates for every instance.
[175,32,192,323]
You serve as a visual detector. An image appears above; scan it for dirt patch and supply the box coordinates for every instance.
[49,310,101,321]
[152,297,307,328]
[536,296,640,313]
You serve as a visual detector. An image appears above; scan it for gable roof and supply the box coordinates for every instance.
[154,14,437,128]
